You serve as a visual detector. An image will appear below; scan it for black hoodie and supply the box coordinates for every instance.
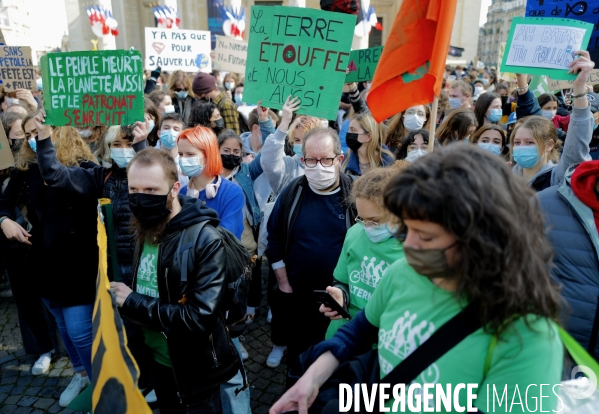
[165,194,220,233]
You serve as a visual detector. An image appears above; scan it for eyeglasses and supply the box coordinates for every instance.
[355,216,379,228]
[304,156,338,168]
[405,109,426,117]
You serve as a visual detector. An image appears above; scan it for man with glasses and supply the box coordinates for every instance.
[266,127,357,383]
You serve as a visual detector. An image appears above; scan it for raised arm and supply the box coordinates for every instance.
[515,74,541,119]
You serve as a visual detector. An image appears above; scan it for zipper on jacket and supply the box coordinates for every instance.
[209,334,220,367]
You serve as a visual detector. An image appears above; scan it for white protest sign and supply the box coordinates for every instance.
[144,28,212,73]
[500,17,593,81]
[214,35,247,74]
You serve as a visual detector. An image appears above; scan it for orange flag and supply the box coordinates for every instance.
[366,0,457,122]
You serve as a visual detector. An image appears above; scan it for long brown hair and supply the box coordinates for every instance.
[385,105,431,150]
[167,70,196,99]
[17,122,98,171]
[436,109,477,146]
[474,92,500,128]
[383,144,560,335]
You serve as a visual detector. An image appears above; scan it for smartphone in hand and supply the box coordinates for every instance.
[314,290,351,319]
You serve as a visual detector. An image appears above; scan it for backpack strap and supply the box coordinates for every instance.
[177,222,208,283]
[558,324,599,378]
[103,170,113,184]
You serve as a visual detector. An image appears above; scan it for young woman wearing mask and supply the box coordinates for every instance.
[385,105,431,155]
[394,129,441,163]
[343,112,394,176]
[223,73,238,101]
[470,124,506,157]
[511,51,593,191]
[474,92,503,129]
[234,83,244,106]
[188,102,226,135]
[0,114,101,408]
[436,108,478,146]
[148,90,174,115]
[483,71,498,92]
[167,70,197,125]
[537,93,570,133]
[271,145,563,413]
[319,165,406,339]
[143,98,161,147]
[178,126,244,238]
[1,112,25,162]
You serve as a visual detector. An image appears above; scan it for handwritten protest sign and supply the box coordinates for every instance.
[548,68,599,90]
[144,28,211,73]
[0,120,14,170]
[500,17,593,80]
[214,35,247,74]
[244,6,356,120]
[345,46,382,82]
[40,50,144,127]
[526,0,599,62]
[0,46,36,91]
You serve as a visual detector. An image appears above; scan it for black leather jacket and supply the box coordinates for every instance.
[120,196,239,404]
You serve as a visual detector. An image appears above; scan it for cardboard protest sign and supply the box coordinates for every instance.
[0,46,36,91]
[214,35,247,74]
[501,17,593,80]
[345,46,382,82]
[40,50,145,127]
[525,0,599,62]
[0,28,6,45]
[144,28,211,73]
[0,120,14,170]
[548,68,599,90]
[244,6,356,120]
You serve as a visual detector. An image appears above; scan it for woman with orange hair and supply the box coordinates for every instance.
[177,126,245,238]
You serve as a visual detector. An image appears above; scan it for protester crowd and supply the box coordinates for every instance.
[0,50,597,414]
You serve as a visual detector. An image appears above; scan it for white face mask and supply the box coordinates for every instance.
[405,148,428,163]
[474,86,484,95]
[403,114,426,132]
[304,162,338,191]
[78,129,93,138]
[541,109,557,121]
[163,104,175,114]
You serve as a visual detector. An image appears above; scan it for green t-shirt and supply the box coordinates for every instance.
[136,243,172,368]
[326,224,404,339]
[365,258,564,413]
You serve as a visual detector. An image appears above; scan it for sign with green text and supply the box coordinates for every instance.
[244,6,356,120]
[40,50,144,127]
[345,46,382,82]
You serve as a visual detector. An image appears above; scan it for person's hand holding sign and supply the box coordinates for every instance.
[131,118,150,144]
[277,95,301,134]
[568,50,594,110]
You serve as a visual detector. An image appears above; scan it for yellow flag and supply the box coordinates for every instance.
[92,199,152,413]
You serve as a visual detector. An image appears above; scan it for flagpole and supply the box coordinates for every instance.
[428,96,439,153]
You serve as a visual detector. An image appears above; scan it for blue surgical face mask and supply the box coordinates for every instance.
[448,97,463,109]
[110,148,135,168]
[364,223,395,243]
[159,129,179,149]
[487,108,502,123]
[28,137,36,153]
[179,156,205,178]
[478,142,502,156]
[177,90,188,100]
[293,144,303,157]
[513,145,540,169]
[234,94,243,103]
[148,119,155,134]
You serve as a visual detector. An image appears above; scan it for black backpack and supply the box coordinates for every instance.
[178,221,252,338]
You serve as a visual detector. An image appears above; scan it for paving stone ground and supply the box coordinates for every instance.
[0,263,287,413]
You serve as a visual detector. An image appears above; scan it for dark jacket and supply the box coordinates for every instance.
[344,145,395,177]
[0,161,98,307]
[36,138,135,283]
[538,167,599,359]
[120,196,239,403]
[173,95,197,126]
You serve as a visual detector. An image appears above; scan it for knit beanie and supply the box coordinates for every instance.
[192,72,217,95]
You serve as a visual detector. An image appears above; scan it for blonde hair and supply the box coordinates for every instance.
[168,70,196,98]
[343,112,394,172]
[98,126,124,163]
[288,116,321,145]
[511,116,561,164]
[17,126,98,171]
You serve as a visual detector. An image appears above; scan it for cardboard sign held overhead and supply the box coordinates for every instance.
[144,28,211,73]
[548,69,599,90]
[244,6,356,120]
[214,35,247,74]
[40,49,145,127]
[0,46,37,91]
[345,46,382,82]
[500,17,593,81]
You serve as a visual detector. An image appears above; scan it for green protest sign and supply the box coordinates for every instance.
[244,6,356,120]
[500,17,593,81]
[40,50,144,127]
[345,46,382,82]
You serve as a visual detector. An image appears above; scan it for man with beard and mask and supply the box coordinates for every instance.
[192,72,240,134]
[266,127,357,383]
[110,148,240,414]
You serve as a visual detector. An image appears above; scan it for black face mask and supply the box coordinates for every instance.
[501,95,508,106]
[213,118,225,135]
[345,132,363,152]
[128,192,172,226]
[221,154,242,170]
